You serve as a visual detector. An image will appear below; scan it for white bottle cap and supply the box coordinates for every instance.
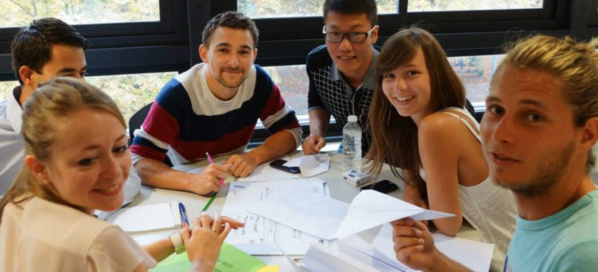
[348,115,358,122]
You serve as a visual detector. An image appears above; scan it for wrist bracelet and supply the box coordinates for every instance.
[169,232,186,254]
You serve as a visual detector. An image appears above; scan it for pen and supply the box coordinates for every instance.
[202,193,216,212]
[206,152,225,186]
[178,202,190,227]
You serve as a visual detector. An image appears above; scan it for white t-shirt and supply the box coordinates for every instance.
[0,196,157,272]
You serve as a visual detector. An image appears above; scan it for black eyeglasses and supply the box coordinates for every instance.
[322,25,377,43]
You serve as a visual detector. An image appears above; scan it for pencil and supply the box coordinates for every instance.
[206,152,225,186]
[202,193,216,212]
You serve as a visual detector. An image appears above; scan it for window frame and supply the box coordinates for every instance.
[0,0,594,143]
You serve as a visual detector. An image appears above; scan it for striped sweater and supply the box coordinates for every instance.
[131,63,301,165]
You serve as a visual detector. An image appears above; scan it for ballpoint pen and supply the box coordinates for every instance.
[201,193,216,212]
[206,152,225,186]
[178,202,190,227]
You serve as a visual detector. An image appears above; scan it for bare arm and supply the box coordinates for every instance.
[135,158,229,195]
[302,109,331,154]
[418,115,465,236]
[402,170,428,209]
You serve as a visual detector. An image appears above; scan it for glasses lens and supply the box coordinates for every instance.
[348,33,367,43]
[326,32,344,43]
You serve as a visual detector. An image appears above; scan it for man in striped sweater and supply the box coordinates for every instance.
[130,11,302,195]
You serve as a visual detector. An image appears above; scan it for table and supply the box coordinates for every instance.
[129,152,478,270]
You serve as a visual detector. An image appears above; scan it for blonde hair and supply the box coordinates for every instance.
[0,77,125,222]
[496,35,598,170]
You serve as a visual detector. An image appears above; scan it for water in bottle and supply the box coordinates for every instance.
[343,115,362,171]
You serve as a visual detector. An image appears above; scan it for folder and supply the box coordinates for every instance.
[106,201,182,233]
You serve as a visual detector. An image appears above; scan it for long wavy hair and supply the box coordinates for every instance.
[0,77,125,223]
[367,27,466,192]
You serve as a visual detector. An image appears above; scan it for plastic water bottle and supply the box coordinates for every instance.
[343,115,362,171]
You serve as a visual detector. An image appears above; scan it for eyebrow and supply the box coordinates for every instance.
[486,96,548,109]
[57,66,86,74]
[214,43,253,50]
[327,23,366,30]
[82,134,127,150]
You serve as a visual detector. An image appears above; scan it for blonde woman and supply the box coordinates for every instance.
[0,78,243,272]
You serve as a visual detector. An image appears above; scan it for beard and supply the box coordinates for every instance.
[215,68,246,88]
[494,141,575,198]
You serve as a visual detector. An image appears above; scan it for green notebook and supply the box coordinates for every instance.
[150,243,266,272]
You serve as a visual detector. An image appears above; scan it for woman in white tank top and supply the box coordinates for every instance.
[367,27,516,271]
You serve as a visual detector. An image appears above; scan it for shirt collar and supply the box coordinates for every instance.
[7,86,23,133]
[330,47,380,91]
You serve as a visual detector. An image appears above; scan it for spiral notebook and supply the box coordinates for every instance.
[106,201,182,233]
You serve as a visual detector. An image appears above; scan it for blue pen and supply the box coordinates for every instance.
[178,202,190,227]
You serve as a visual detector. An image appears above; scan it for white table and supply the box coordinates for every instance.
[128,152,478,270]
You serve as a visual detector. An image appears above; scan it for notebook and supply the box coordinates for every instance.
[106,201,182,233]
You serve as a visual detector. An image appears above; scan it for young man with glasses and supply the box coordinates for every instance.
[302,0,379,155]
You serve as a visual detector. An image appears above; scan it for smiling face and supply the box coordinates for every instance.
[324,11,378,84]
[35,108,130,213]
[481,67,582,196]
[200,26,257,99]
[381,47,433,124]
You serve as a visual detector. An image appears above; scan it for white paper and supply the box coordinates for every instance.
[298,153,330,177]
[302,240,404,272]
[334,190,453,238]
[371,224,494,272]
[222,179,332,255]
[247,189,349,239]
[106,201,181,233]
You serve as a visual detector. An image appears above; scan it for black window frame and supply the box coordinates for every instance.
[0,0,594,143]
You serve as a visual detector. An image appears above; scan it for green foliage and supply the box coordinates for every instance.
[0,0,159,27]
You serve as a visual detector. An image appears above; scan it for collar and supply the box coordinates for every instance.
[7,86,23,133]
[330,48,379,90]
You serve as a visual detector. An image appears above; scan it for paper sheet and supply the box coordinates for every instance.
[371,224,494,272]
[106,201,181,233]
[247,189,349,239]
[149,243,268,272]
[222,179,333,255]
[298,153,330,177]
[334,190,453,238]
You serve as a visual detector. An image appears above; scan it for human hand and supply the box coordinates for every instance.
[392,218,438,271]
[182,212,232,271]
[301,135,326,155]
[188,164,231,195]
[225,154,258,178]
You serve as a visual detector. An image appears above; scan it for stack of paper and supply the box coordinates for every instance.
[106,201,182,233]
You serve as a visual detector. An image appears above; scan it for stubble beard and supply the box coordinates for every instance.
[494,141,575,198]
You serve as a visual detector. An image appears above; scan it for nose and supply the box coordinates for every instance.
[100,155,122,180]
[395,77,407,91]
[228,53,240,67]
[338,35,353,51]
[488,114,516,144]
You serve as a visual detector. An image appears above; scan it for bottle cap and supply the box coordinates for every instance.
[348,115,358,122]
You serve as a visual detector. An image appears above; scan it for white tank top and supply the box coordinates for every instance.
[420,107,517,272]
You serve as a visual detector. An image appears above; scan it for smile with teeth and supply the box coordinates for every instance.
[96,183,120,192]
[395,96,414,102]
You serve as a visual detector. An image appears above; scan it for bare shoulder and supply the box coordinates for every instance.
[418,112,465,141]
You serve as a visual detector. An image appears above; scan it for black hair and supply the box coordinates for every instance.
[11,17,89,85]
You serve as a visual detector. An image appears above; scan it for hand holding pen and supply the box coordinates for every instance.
[186,153,230,195]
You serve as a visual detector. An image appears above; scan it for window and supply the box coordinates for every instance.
[86,72,177,122]
[449,55,504,107]
[0,0,160,28]
[0,81,17,102]
[238,0,397,18]
[409,0,543,12]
